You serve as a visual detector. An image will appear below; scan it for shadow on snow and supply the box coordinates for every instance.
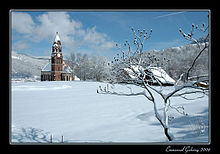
[136,108,209,142]
[12,127,51,143]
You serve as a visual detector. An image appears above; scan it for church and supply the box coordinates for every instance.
[41,32,73,81]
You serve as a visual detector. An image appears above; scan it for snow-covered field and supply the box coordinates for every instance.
[10,81,209,144]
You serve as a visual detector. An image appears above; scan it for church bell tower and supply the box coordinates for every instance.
[51,32,63,81]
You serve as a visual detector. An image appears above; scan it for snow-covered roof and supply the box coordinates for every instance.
[41,62,73,74]
[149,67,175,84]
[124,65,143,79]
[41,63,51,72]
[54,32,60,43]
[124,65,175,85]
[63,65,73,73]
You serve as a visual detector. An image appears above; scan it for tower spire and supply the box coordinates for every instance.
[54,32,61,43]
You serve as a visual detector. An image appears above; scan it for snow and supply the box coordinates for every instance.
[124,65,146,79]
[124,68,136,79]
[11,81,209,143]
[63,65,73,73]
[41,63,51,72]
[12,55,21,60]
[53,43,58,47]
[41,62,73,73]
[11,51,49,79]
[54,32,60,43]
[74,75,80,81]
[124,65,175,84]
[149,67,175,84]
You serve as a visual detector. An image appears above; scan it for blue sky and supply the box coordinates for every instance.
[11,10,209,60]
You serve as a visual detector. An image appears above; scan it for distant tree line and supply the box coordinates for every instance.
[65,53,112,82]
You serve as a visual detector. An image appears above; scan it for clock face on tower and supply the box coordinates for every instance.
[57,53,60,57]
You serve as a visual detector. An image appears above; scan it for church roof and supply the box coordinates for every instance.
[63,65,73,73]
[42,63,51,72]
[54,32,60,43]
[41,62,73,74]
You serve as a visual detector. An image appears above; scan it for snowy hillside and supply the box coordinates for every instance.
[11,51,49,80]
[11,81,209,143]
[142,43,209,80]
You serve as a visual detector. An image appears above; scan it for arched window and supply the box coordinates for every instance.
[52,58,55,64]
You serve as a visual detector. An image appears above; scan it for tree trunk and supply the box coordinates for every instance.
[164,128,172,141]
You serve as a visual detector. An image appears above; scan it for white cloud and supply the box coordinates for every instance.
[33,12,82,43]
[12,12,35,34]
[80,26,116,52]
[12,40,30,51]
[99,41,115,50]
[83,26,106,45]
[11,12,115,54]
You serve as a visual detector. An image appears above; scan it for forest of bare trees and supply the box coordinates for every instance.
[65,53,112,82]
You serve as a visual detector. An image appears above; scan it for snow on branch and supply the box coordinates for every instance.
[179,22,209,81]
[179,23,209,48]
[97,84,153,101]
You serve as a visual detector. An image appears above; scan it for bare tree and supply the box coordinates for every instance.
[89,56,112,82]
[179,22,209,81]
[97,22,209,141]
[66,52,112,82]
[65,52,76,71]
